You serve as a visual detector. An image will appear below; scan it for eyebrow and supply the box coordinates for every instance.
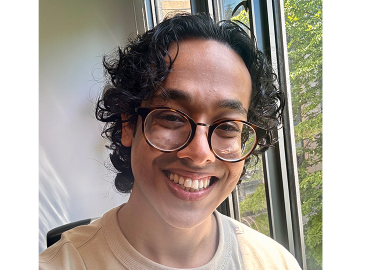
[218,99,248,117]
[164,89,248,117]
[165,89,193,103]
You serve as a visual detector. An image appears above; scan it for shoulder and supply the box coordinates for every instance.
[39,218,102,270]
[215,212,302,270]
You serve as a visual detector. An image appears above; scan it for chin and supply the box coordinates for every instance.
[158,206,214,229]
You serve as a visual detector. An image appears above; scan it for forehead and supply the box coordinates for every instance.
[151,39,252,116]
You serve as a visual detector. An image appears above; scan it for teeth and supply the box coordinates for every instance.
[191,180,199,189]
[179,176,184,185]
[168,173,213,192]
[184,178,192,188]
[199,180,203,189]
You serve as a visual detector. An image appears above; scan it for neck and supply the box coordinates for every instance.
[117,189,219,268]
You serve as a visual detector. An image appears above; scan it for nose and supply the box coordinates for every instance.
[177,125,216,165]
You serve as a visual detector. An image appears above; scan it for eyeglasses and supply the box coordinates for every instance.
[135,107,259,163]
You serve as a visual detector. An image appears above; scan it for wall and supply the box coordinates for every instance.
[39,0,146,253]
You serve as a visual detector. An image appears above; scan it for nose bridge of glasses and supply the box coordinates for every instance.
[195,122,210,127]
[185,121,211,148]
[189,122,212,152]
[193,122,211,138]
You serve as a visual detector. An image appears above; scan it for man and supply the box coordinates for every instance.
[40,13,302,269]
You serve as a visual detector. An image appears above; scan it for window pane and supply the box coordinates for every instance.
[284,0,323,269]
[155,0,191,22]
[223,0,246,20]
[221,0,251,29]
[238,158,270,237]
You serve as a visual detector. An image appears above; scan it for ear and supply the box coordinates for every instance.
[121,114,134,147]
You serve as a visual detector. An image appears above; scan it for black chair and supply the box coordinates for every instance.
[46,217,99,247]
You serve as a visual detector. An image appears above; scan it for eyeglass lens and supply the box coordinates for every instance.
[211,121,256,161]
[143,109,256,161]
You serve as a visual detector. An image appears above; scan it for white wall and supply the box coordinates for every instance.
[39,0,147,253]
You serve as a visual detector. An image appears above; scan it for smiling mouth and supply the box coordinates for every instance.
[164,171,217,192]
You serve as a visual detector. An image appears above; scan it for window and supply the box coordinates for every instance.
[284,1,322,269]
[154,0,191,22]
[237,158,270,236]
[215,0,249,20]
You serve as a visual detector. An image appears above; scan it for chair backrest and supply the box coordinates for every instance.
[46,217,99,247]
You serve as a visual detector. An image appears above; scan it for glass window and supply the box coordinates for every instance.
[238,158,270,236]
[284,0,323,269]
[217,0,251,27]
[224,0,246,20]
[154,0,191,22]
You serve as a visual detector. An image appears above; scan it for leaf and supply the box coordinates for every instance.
[294,113,322,141]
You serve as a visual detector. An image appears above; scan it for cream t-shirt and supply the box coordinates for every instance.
[39,204,302,270]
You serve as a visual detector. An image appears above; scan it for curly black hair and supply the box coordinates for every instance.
[95,13,284,193]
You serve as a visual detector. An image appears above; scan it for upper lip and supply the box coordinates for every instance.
[163,169,219,180]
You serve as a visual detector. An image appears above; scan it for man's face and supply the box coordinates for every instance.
[126,39,252,229]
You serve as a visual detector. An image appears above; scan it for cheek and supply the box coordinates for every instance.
[130,130,153,182]
[130,129,166,188]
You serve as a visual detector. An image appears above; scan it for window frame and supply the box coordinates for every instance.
[252,1,307,268]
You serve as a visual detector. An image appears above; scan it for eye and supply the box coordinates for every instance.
[156,111,186,122]
[159,113,183,122]
[214,121,242,138]
[153,110,188,129]
[218,122,240,132]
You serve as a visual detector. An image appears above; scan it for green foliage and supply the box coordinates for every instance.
[239,183,266,214]
[294,113,322,142]
[250,213,270,236]
[239,157,268,236]
[299,169,322,270]
[231,9,250,26]
[285,0,322,269]
[239,183,270,237]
